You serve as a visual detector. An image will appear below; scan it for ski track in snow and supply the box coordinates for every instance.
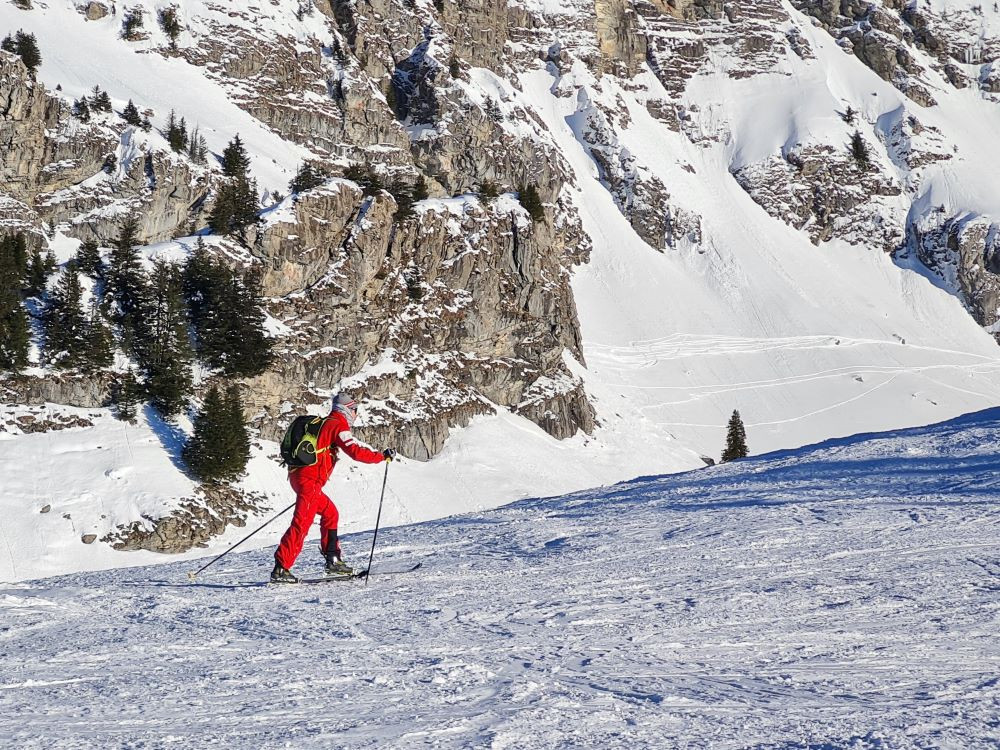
[2,411,999,749]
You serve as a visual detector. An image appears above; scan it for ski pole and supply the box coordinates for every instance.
[364,461,390,587]
[187,501,295,580]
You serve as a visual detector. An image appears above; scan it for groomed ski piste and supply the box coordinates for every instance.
[2,409,998,749]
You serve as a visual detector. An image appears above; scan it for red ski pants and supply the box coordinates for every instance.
[274,475,340,570]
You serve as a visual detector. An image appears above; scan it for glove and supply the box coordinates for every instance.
[382,448,397,462]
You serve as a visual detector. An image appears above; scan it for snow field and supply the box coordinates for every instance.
[1,410,998,748]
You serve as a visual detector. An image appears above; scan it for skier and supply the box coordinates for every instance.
[271,393,396,583]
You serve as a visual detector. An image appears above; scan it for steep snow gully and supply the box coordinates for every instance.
[2,410,998,748]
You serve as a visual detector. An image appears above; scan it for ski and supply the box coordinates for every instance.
[295,561,423,584]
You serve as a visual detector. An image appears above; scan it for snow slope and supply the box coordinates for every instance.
[1,410,999,748]
[3,0,1000,581]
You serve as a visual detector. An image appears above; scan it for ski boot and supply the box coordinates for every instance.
[270,563,299,583]
[325,555,354,577]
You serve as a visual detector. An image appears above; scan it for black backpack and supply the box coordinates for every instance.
[279,415,329,468]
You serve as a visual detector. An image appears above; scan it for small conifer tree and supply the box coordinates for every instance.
[76,240,101,277]
[141,260,193,417]
[187,126,208,164]
[43,266,89,370]
[116,372,141,422]
[91,85,112,113]
[289,162,327,194]
[389,178,415,222]
[483,96,503,122]
[122,7,145,40]
[82,302,113,373]
[183,384,249,483]
[165,110,188,153]
[850,130,870,171]
[25,247,48,296]
[158,7,182,48]
[0,235,31,372]
[74,97,91,122]
[480,180,500,202]
[449,56,461,79]
[343,163,383,196]
[220,134,251,179]
[721,409,749,463]
[121,99,142,126]
[517,183,545,223]
[4,31,41,77]
[412,175,429,202]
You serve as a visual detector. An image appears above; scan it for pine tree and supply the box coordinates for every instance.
[389,178,415,222]
[76,240,101,277]
[343,163,383,196]
[289,162,327,194]
[2,233,28,279]
[106,216,147,325]
[483,96,502,123]
[183,384,248,483]
[103,152,117,174]
[121,99,142,126]
[122,7,145,40]
[220,134,251,179]
[850,130,870,171]
[141,261,192,417]
[182,245,273,377]
[165,110,188,153]
[82,301,113,373]
[448,56,461,79]
[187,126,208,164]
[517,183,545,223]
[25,247,48,296]
[721,409,749,463]
[0,235,31,372]
[223,383,250,476]
[480,180,500,202]
[224,268,272,377]
[6,31,41,78]
[91,85,112,113]
[74,97,91,122]
[43,266,89,370]
[412,175,429,202]
[158,7,182,48]
[115,371,141,422]
[208,176,259,237]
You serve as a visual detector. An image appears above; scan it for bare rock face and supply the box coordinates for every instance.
[102,486,266,553]
[1,55,211,244]
[0,373,113,408]
[907,214,1000,338]
[242,182,594,460]
[595,0,648,75]
[733,143,904,253]
[80,1,108,20]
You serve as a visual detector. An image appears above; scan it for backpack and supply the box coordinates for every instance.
[279,415,329,468]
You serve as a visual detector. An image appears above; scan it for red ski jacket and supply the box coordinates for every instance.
[290,411,384,486]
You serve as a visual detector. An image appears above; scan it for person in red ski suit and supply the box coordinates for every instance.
[271,394,395,583]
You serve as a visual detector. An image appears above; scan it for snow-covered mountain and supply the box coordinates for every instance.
[2,0,1000,580]
[2,409,998,747]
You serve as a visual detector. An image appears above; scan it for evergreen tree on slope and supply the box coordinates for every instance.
[721,409,749,463]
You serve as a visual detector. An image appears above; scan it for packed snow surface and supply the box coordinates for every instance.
[2,411,998,748]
